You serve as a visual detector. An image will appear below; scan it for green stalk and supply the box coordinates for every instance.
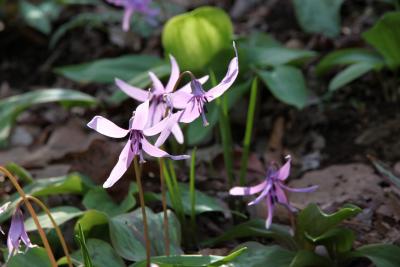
[211,70,235,188]
[189,148,197,232]
[239,78,258,186]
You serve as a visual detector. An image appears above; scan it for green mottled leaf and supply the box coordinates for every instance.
[8,247,52,267]
[110,208,181,261]
[25,206,83,231]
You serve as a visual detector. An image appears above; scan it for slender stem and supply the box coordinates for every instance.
[133,157,151,267]
[19,196,73,267]
[189,148,197,235]
[170,71,197,93]
[211,70,234,188]
[239,78,258,186]
[0,167,57,267]
[158,158,170,256]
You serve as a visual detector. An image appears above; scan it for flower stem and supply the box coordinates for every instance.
[17,196,73,267]
[0,167,57,267]
[158,158,170,256]
[133,157,151,267]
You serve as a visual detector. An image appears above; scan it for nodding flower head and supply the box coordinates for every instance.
[87,100,189,188]
[7,208,34,258]
[229,155,318,229]
[171,42,239,127]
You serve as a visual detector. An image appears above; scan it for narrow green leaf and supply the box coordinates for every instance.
[5,162,34,184]
[328,62,375,91]
[76,224,94,267]
[316,48,384,75]
[369,156,400,188]
[258,66,311,109]
[189,148,197,231]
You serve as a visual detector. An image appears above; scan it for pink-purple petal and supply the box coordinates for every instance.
[176,75,210,94]
[142,138,189,160]
[149,72,165,94]
[171,123,184,144]
[115,78,149,102]
[281,184,319,193]
[171,90,192,109]
[248,182,272,206]
[205,43,238,101]
[165,55,180,93]
[122,7,134,32]
[179,101,201,124]
[87,116,129,138]
[229,180,267,196]
[265,197,274,229]
[131,100,150,130]
[278,155,291,181]
[103,141,134,188]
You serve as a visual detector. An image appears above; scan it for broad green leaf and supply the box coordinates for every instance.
[0,172,92,223]
[83,183,137,216]
[369,157,400,188]
[202,219,296,249]
[110,208,182,261]
[290,250,334,267]
[131,247,246,267]
[258,66,311,109]
[243,45,316,68]
[164,183,224,215]
[54,55,163,84]
[186,81,250,145]
[230,242,295,267]
[363,11,400,69]
[328,62,375,91]
[19,0,61,34]
[8,247,52,267]
[316,48,384,75]
[305,227,355,254]
[58,239,126,267]
[0,89,96,147]
[346,244,400,267]
[25,206,84,231]
[75,209,109,238]
[162,6,233,71]
[295,203,361,246]
[293,0,344,38]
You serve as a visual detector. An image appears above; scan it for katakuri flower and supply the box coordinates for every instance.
[229,155,318,229]
[115,55,209,143]
[7,208,34,257]
[87,100,189,188]
[171,42,239,126]
[106,0,158,31]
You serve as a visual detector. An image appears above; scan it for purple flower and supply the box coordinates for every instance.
[106,0,158,31]
[229,156,318,229]
[87,100,189,188]
[171,42,239,126]
[7,208,34,257]
[115,55,209,143]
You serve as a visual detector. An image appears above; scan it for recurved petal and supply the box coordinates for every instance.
[142,138,189,160]
[153,111,183,147]
[103,141,134,188]
[131,100,150,130]
[229,180,267,196]
[278,155,291,181]
[122,7,134,32]
[115,78,149,102]
[205,42,238,101]
[281,184,319,193]
[265,196,274,229]
[87,115,129,138]
[165,55,180,92]
[179,101,201,124]
[248,182,272,206]
[7,209,24,253]
[171,123,184,144]
[149,71,165,94]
